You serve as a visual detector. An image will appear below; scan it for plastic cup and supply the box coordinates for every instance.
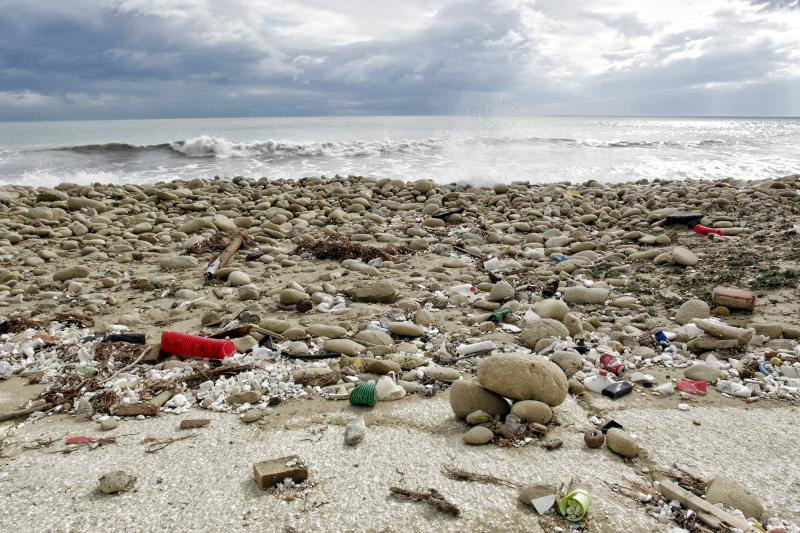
[558,489,592,522]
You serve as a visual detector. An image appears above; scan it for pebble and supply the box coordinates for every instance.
[671,246,699,266]
[97,471,136,494]
[423,367,461,382]
[488,281,514,301]
[241,408,263,423]
[387,321,425,337]
[53,265,90,281]
[227,270,251,286]
[344,417,366,445]
[605,428,639,458]
[510,400,553,424]
[449,380,510,418]
[323,339,365,356]
[465,410,493,425]
[99,418,119,431]
[238,284,260,300]
[463,426,494,445]
[280,288,309,305]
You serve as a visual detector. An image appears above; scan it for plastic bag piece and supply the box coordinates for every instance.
[602,381,633,399]
[676,379,707,396]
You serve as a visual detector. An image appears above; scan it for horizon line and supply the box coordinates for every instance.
[1,113,800,124]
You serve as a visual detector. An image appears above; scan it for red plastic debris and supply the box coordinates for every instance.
[599,353,625,375]
[66,436,96,444]
[692,224,724,236]
[676,379,708,396]
[160,331,236,360]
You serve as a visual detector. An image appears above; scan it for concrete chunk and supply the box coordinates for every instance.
[253,455,308,489]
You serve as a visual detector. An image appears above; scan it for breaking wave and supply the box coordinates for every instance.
[50,134,728,160]
[54,135,446,159]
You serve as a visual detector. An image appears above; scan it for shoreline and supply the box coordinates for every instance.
[1,173,800,531]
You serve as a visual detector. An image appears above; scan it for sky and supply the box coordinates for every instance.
[0,0,799,120]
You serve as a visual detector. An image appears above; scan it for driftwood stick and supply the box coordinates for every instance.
[179,364,253,384]
[441,465,519,488]
[389,486,461,517]
[0,400,52,422]
[205,230,247,278]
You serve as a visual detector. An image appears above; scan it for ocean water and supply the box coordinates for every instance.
[0,116,798,187]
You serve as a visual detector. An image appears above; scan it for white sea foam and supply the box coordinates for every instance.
[1,116,798,186]
[167,135,444,158]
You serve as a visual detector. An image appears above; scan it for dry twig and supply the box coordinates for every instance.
[389,486,461,517]
[142,433,195,453]
[441,465,519,488]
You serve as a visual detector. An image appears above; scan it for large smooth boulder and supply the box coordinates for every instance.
[675,298,710,325]
[532,299,569,320]
[550,350,583,377]
[683,364,724,382]
[705,477,764,519]
[346,284,397,303]
[449,380,510,418]
[323,339,365,356]
[520,319,570,348]
[606,428,639,458]
[476,353,568,406]
[354,329,394,346]
[53,265,90,281]
[562,286,609,305]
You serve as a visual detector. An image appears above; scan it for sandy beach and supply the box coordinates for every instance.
[1,174,800,532]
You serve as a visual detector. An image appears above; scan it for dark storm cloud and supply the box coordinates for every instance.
[0,0,798,119]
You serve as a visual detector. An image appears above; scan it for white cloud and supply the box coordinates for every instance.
[0,0,799,118]
[0,91,55,107]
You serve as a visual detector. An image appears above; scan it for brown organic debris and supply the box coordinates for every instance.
[53,313,95,328]
[389,486,461,517]
[94,342,143,367]
[186,233,228,255]
[293,234,414,262]
[441,465,519,488]
[142,433,195,453]
[89,389,120,413]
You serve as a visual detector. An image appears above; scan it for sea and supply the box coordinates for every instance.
[0,116,798,187]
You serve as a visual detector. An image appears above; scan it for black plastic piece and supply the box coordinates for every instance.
[602,381,633,399]
[601,419,624,433]
[665,211,703,227]
[103,333,147,344]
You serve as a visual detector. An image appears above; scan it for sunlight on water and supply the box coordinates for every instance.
[0,116,798,185]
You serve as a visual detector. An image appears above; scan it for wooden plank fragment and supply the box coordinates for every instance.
[657,480,752,531]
